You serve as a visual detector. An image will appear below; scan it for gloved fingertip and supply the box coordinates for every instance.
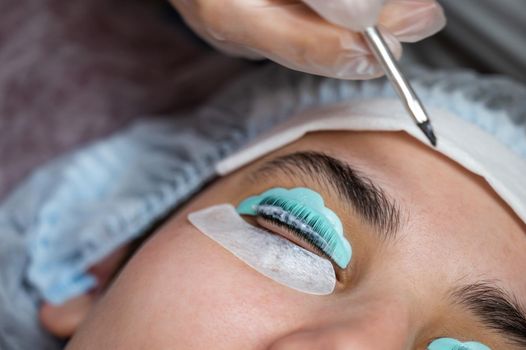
[380,0,446,43]
[303,0,385,32]
[330,54,385,80]
[378,27,403,59]
[330,29,401,80]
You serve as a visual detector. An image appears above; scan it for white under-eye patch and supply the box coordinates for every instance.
[188,204,336,295]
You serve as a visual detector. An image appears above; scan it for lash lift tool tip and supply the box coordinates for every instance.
[363,26,437,147]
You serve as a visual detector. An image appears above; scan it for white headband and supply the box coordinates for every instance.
[217,98,526,225]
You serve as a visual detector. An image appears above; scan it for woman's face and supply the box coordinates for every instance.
[67,131,526,349]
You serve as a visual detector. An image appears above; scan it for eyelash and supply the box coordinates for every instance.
[257,209,329,258]
[254,208,350,282]
[237,188,352,270]
[253,197,341,264]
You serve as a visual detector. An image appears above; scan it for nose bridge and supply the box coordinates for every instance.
[269,297,412,350]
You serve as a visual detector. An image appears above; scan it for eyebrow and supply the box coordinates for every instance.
[451,282,526,348]
[251,151,402,239]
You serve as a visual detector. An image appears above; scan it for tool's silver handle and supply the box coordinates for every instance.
[363,26,429,125]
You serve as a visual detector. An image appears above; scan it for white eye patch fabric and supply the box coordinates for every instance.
[188,204,336,295]
[216,98,526,225]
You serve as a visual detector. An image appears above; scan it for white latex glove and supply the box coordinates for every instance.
[169,0,446,79]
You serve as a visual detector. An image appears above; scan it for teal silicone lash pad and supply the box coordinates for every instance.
[237,187,352,269]
[428,338,491,350]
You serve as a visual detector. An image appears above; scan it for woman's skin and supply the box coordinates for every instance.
[55,131,525,349]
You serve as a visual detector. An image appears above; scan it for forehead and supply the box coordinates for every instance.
[278,131,526,295]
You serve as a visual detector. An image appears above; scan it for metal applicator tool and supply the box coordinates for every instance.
[363,26,437,146]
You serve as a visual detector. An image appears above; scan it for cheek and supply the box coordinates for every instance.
[83,219,320,349]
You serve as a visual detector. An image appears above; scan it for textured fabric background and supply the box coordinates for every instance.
[0,0,251,200]
[404,0,526,82]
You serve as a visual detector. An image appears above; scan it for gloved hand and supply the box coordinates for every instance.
[169,0,446,79]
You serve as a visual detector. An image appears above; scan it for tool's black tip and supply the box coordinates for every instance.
[418,120,437,147]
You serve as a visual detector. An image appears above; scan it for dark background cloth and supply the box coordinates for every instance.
[0,0,251,200]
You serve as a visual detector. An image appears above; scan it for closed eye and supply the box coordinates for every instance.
[236,187,352,270]
[256,212,329,259]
